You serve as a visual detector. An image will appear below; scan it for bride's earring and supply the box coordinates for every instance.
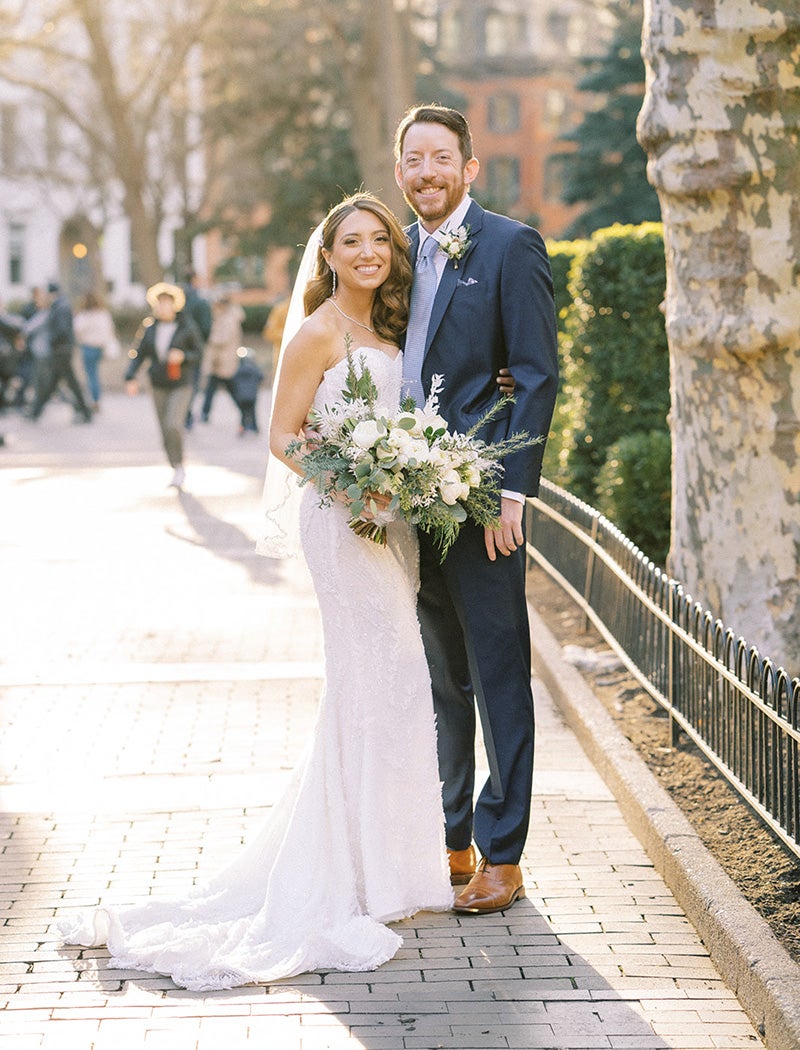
[330,267,337,296]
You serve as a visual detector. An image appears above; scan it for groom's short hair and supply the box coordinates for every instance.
[394,104,474,165]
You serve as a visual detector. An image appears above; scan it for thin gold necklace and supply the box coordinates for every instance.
[329,296,375,335]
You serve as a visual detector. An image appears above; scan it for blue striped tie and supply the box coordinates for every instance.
[402,235,439,406]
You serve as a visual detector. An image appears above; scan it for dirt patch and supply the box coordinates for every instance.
[528,563,800,966]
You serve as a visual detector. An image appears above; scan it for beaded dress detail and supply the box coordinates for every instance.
[58,347,453,990]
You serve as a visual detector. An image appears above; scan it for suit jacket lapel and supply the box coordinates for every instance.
[407,225,420,268]
[425,201,484,353]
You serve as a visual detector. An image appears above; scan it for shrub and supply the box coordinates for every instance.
[541,238,590,490]
[563,223,669,504]
[595,428,672,565]
[540,224,671,560]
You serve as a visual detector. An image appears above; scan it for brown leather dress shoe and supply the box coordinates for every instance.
[453,858,525,914]
[447,844,477,885]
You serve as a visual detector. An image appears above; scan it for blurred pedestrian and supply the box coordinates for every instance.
[20,288,51,414]
[180,270,212,430]
[0,306,23,409]
[262,296,289,385]
[200,293,245,422]
[74,291,120,412]
[125,282,202,489]
[231,348,264,436]
[7,289,39,409]
[31,283,93,424]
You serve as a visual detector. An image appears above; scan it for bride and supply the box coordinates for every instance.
[58,193,454,990]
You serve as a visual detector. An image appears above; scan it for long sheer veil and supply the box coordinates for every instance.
[256,223,324,558]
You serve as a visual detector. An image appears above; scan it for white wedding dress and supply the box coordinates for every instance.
[58,347,453,990]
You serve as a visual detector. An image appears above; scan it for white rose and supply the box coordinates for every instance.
[351,419,383,449]
[388,426,413,451]
[466,466,482,487]
[395,436,429,463]
[440,469,470,505]
[383,428,409,464]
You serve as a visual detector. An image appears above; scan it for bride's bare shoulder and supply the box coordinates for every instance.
[282,307,341,369]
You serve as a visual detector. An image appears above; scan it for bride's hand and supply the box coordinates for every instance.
[357,490,392,520]
[302,419,321,449]
[336,488,391,518]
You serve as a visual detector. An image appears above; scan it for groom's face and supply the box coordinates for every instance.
[395,122,479,230]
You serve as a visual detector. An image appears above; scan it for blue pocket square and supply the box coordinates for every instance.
[457,277,478,287]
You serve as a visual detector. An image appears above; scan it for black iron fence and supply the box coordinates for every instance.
[526,479,800,860]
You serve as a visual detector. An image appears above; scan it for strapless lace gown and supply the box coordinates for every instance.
[58,347,453,990]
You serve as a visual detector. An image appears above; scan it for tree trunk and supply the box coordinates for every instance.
[638,1,800,672]
[78,0,164,285]
[341,0,415,216]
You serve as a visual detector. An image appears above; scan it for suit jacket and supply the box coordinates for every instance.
[125,316,202,388]
[47,297,75,355]
[408,200,558,496]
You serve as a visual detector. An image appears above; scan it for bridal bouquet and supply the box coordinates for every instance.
[287,344,541,559]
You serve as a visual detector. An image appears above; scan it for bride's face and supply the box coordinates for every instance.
[323,210,393,294]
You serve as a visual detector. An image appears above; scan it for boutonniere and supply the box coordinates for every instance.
[437,224,472,269]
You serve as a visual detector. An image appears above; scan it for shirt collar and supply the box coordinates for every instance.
[416,194,472,248]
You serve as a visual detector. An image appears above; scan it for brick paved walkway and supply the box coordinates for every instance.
[0,393,763,1048]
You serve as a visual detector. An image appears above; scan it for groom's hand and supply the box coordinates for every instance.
[484,497,524,561]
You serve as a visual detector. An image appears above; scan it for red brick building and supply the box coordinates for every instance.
[436,0,616,238]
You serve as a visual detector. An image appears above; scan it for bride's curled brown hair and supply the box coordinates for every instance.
[304,192,411,344]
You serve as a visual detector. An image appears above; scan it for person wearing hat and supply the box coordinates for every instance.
[125,282,202,488]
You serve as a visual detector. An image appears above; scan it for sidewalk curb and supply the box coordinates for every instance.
[528,604,800,1050]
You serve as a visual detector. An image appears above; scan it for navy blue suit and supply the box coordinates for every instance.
[410,200,558,864]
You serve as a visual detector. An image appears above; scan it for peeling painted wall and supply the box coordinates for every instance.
[638,0,800,671]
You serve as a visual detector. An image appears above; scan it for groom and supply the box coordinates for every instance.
[394,104,559,913]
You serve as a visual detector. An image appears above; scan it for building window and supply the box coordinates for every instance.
[486,156,520,208]
[543,90,567,134]
[484,11,527,57]
[543,155,566,201]
[1,104,18,171]
[440,10,462,53]
[546,11,570,46]
[488,93,520,134]
[8,222,25,285]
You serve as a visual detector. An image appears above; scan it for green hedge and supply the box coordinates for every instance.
[543,222,670,563]
[541,238,590,490]
[595,429,671,564]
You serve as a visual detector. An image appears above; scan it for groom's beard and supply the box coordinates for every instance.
[401,179,465,227]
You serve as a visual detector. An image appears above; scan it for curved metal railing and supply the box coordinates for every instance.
[526,479,800,859]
